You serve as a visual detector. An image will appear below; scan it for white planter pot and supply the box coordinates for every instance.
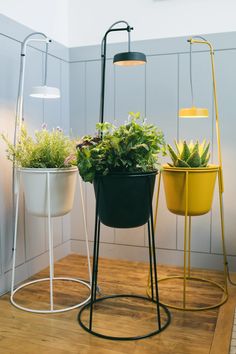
[20,167,78,217]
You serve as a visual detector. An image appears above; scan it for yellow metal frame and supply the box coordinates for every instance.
[189,38,224,193]
[147,38,228,310]
[148,169,228,310]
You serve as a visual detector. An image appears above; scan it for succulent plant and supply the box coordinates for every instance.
[167,140,210,168]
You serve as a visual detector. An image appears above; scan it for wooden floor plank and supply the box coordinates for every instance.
[0,254,233,354]
[210,274,236,354]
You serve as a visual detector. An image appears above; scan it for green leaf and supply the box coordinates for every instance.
[200,142,210,164]
[192,141,199,154]
[186,150,201,167]
[176,158,190,167]
[167,144,178,164]
[180,141,191,161]
[202,153,210,166]
[174,139,181,154]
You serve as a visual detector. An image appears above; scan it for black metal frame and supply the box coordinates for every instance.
[78,175,171,341]
[100,21,132,125]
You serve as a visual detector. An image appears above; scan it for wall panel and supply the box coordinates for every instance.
[211,50,236,263]
[69,62,86,137]
[2,14,236,297]
[0,35,21,278]
[113,57,146,248]
[23,46,46,261]
[145,54,178,250]
[85,59,115,242]
[69,62,86,244]
[0,19,71,294]
[69,35,236,271]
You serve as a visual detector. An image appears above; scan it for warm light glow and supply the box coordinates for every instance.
[179,106,209,118]
[30,86,60,99]
[113,52,146,67]
[114,60,146,67]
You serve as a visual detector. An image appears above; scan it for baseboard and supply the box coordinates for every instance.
[71,239,236,272]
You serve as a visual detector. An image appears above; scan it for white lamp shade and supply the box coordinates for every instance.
[30,85,60,99]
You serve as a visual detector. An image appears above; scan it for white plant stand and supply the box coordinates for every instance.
[10,169,91,313]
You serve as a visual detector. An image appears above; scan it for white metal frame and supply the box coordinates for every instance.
[10,169,91,313]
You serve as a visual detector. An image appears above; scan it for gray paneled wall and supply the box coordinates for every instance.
[69,32,236,272]
[0,15,71,295]
[1,14,236,298]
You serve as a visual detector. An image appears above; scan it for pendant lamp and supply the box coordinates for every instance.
[100,20,146,124]
[179,38,209,119]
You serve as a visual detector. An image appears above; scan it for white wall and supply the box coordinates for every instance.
[1,0,236,48]
[0,0,69,46]
[68,0,236,47]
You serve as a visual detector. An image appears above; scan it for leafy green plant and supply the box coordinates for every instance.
[167,139,210,168]
[2,124,76,168]
[77,112,166,183]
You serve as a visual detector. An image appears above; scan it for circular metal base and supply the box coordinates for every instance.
[149,275,228,311]
[11,277,91,313]
[78,294,171,340]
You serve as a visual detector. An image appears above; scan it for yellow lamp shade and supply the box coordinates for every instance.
[179,106,209,118]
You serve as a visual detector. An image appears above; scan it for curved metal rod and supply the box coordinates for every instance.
[12,32,51,262]
[43,42,49,86]
[189,41,194,107]
[101,20,132,56]
[187,36,223,193]
[15,32,51,145]
[100,21,134,125]
[188,36,209,108]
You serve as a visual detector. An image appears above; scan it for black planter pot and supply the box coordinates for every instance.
[93,171,157,228]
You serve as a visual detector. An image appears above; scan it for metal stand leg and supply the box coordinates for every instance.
[187,216,192,278]
[47,172,54,311]
[183,171,189,309]
[79,176,92,285]
[147,220,154,301]
[78,175,171,340]
[147,172,161,298]
[10,170,20,298]
[156,168,228,311]
[148,176,161,329]
[89,180,101,330]
[218,171,228,296]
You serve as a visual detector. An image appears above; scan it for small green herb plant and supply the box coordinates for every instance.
[77,112,166,183]
[2,124,76,168]
[167,139,210,168]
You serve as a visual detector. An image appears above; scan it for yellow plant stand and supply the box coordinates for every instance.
[147,166,228,311]
[147,36,229,311]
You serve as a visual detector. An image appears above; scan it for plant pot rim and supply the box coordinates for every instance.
[95,170,158,179]
[162,164,219,173]
[18,166,78,173]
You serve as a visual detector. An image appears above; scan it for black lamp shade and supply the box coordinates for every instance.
[113,51,147,66]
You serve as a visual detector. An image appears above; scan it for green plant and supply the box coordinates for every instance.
[167,139,210,168]
[2,124,76,168]
[77,112,166,183]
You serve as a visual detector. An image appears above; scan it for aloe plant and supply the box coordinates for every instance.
[167,140,210,168]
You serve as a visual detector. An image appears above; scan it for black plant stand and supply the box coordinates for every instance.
[78,174,171,340]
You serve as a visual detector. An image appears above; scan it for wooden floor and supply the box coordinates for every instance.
[0,254,234,354]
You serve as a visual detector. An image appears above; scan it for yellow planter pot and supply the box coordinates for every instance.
[162,164,219,216]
